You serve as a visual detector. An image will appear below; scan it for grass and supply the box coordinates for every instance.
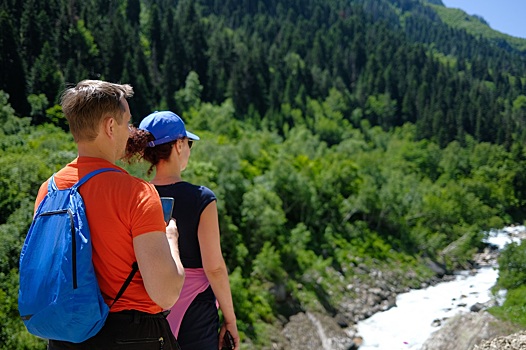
[429,4,526,53]
[488,285,526,327]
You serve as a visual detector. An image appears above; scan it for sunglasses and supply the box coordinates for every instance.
[187,139,193,149]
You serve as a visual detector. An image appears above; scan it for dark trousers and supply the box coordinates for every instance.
[48,310,180,350]
[177,286,219,350]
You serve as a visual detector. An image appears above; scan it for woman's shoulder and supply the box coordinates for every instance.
[163,182,216,200]
[186,183,216,201]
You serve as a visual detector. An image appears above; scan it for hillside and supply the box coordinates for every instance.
[2,0,526,349]
[1,0,526,146]
[429,2,526,53]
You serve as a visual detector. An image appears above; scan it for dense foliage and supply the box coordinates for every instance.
[1,0,526,348]
[490,241,526,327]
[2,90,526,347]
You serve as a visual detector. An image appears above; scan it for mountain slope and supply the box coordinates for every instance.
[0,0,525,146]
[429,2,526,53]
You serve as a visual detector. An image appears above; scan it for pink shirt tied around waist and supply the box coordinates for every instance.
[166,268,217,337]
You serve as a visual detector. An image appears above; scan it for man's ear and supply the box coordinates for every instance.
[101,116,115,138]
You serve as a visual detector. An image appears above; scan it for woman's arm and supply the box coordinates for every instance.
[198,201,239,349]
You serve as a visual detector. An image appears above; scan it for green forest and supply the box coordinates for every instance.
[1,0,526,348]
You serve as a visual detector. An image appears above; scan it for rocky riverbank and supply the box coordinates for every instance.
[264,260,456,349]
[265,226,526,349]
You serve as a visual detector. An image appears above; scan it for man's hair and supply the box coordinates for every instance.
[60,80,134,142]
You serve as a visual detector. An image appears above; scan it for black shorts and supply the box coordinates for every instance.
[177,286,220,350]
[48,310,180,350]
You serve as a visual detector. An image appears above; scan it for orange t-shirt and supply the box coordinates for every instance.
[35,157,166,313]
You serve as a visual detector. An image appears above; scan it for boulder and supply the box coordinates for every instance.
[282,312,359,350]
[420,312,512,350]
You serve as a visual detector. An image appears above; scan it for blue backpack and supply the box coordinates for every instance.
[18,168,137,343]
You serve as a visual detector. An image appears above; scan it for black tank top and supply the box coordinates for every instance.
[155,182,216,268]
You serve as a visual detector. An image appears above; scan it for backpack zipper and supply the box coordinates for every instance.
[39,209,77,289]
[68,209,77,289]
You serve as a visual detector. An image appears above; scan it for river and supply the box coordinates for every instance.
[354,226,524,350]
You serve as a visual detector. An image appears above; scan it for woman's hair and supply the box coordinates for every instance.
[125,127,174,176]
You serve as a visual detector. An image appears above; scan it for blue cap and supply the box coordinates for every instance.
[139,111,200,147]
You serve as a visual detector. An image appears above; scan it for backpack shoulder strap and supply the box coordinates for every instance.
[110,262,139,309]
[47,168,121,193]
[73,167,121,190]
[47,174,59,192]
[69,167,136,309]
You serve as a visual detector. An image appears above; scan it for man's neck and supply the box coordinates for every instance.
[77,141,116,164]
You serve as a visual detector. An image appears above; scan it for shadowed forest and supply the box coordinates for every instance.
[1,0,526,348]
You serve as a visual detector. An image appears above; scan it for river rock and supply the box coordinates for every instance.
[426,258,447,277]
[420,312,511,350]
[473,330,526,350]
[282,312,359,350]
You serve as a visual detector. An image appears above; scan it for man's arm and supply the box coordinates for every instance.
[133,219,185,309]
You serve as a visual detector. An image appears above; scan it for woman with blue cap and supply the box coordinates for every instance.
[125,111,239,350]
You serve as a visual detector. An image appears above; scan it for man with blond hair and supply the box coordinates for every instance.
[36,80,185,349]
